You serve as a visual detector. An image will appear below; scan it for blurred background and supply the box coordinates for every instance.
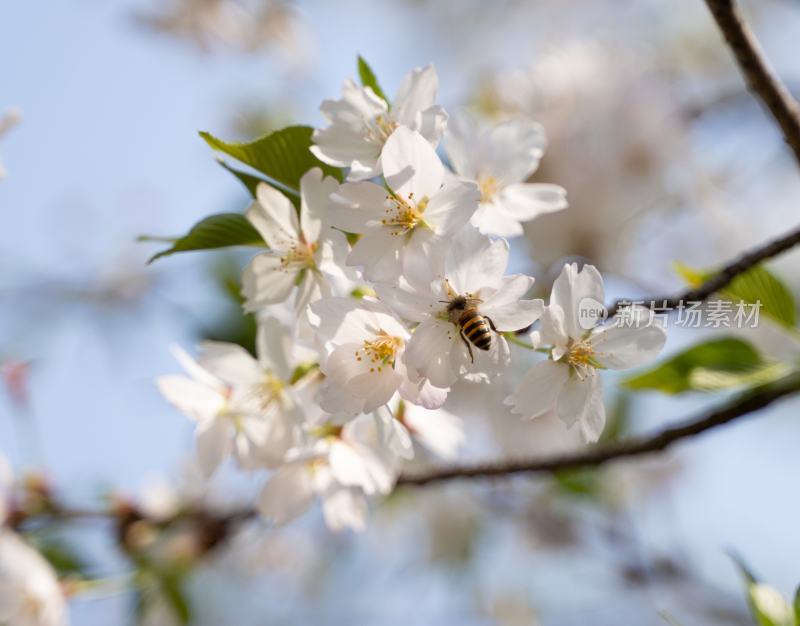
[2,0,800,624]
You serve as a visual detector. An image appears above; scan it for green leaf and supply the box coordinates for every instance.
[357,55,390,105]
[623,337,764,394]
[674,262,796,328]
[793,585,799,625]
[200,125,342,197]
[28,536,89,577]
[142,213,265,263]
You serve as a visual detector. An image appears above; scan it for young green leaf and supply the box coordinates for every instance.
[622,337,764,394]
[141,213,265,263]
[793,585,799,625]
[357,55,390,105]
[200,125,342,196]
[674,261,796,328]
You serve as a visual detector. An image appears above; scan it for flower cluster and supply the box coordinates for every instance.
[158,64,665,531]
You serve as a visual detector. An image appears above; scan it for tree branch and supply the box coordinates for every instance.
[704,0,800,167]
[606,222,800,317]
[397,372,800,486]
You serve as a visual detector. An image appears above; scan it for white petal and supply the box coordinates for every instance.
[321,486,368,532]
[506,360,568,418]
[256,317,294,380]
[591,320,667,370]
[248,183,300,249]
[480,274,543,331]
[470,201,525,238]
[445,227,508,296]
[398,376,448,410]
[550,263,605,340]
[374,280,443,324]
[347,229,404,283]
[483,119,547,186]
[197,341,262,387]
[195,417,231,477]
[403,405,465,460]
[423,181,480,236]
[328,181,387,234]
[497,183,567,221]
[556,373,597,428]
[329,440,393,495]
[300,167,339,243]
[405,319,459,388]
[157,376,224,423]
[417,105,448,145]
[579,378,606,444]
[317,379,367,416]
[445,109,482,179]
[382,127,444,200]
[310,125,381,172]
[392,65,438,128]
[258,464,315,525]
[241,253,297,311]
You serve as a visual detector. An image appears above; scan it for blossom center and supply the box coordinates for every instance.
[564,339,598,379]
[280,241,317,270]
[257,374,287,411]
[478,175,500,202]
[382,192,429,235]
[368,114,398,143]
[355,330,403,373]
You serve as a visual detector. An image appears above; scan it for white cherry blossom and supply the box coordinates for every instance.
[329,127,480,283]
[309,297,447,416]
[311,65,447,181]
[377,227,544,388]
[506,263,666,443]
[242,168,349,314]
[157,345,283,477]
[445,109,567,237]
[258,414,396,531]
[0,529,67,626]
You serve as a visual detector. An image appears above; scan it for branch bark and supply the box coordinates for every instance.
[704,0,800,166]
[606,222,800,317]
[398,372,800,486]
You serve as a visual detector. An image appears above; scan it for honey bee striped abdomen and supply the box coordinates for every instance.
[458,308,493,351]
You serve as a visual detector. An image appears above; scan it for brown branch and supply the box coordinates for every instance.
[397,372,800,486]
[704,0,800,166]
[606,222,800,317]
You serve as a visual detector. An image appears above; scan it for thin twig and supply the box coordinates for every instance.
[397,372,800,486]
[704,0,800,166]
[606,222,800,317]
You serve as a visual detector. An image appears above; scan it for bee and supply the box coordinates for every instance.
[446,296,496,362]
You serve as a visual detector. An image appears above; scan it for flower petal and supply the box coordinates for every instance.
[321,485,367,532]
[423,181,480,236]
[382,126,444,200]
[241,253,297,312]
[591,315,666,370]
[195,417,231,477]
[256,317,294,380]
[556,373,597,428]
[328,181,387,234]
[347,229,404,283]
[258,464,315,526]
[299,167,339,243]
[505,359,568,418]
[579,378,606,444]
[445,227,508,296]
[497,182,567,221]
[405,319,459,388]
[550,263,605,340]
[157,376,224,423]
[392,65,438,129]
[248,182,300,249]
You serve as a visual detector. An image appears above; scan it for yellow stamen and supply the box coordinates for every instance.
[358,330,403,369]
[478,175,500,202]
